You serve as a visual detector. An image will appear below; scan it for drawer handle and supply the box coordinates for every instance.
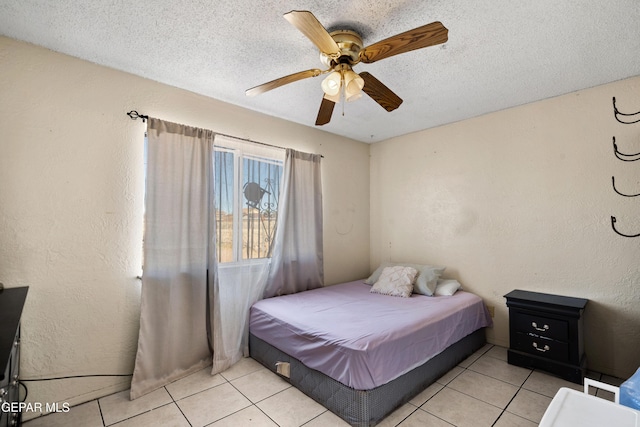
[531,322,549,332]
[532,342,550,352]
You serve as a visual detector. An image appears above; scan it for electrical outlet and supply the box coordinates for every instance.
[487,305,495,318]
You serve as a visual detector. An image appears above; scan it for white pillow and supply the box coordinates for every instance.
[434,279,462,296]
[365,262,445,296]
[370,266,418,298]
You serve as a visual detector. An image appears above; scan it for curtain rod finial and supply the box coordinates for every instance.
[127,110,149,123]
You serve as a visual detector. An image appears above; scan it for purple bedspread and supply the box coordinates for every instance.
[250,280,492,390]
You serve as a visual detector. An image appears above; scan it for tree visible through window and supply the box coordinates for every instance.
[214,143,283,263]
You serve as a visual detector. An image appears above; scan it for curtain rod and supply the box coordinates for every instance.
[126,110,323,157]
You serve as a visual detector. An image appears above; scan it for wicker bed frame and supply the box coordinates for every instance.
[249,328,486,427]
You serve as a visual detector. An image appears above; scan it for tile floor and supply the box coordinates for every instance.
[23,345,624,427]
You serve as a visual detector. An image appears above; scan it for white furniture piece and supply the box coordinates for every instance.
[540,379,640,427]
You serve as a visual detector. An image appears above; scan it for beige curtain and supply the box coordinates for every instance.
[130,118,216,399]
[264,149,324,298]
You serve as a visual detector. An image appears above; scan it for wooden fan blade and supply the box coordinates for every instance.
[246,69,323,97]
[360,72,403,112]
[315,96,335,126]
[359,21,448,63]
[284,10,340,55]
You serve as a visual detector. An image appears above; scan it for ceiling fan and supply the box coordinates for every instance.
[246,10,448,126]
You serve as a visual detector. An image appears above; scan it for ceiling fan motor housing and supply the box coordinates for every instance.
[320,30,364,67]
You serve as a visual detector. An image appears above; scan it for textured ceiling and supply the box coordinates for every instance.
[1,1,640,143]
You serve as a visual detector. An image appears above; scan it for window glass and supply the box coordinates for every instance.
[213,138,283,263]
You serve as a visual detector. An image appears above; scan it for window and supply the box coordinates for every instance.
[213,136,284,264]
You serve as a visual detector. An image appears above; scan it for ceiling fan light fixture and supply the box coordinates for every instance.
[321,71,342,96]
[344,70,364,102]
[346,91,363,102]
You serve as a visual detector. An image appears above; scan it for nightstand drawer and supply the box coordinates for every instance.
[512,312,568,341]
[513,333,569,362]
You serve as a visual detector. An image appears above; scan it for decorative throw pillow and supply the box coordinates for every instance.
[370,266,418,298]
[365,262,445,296]
[434,279,462,296]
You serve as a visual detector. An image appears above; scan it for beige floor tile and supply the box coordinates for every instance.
[494,411,538,427]
[165,367,226,400]
[209,405,278,426]
[25,357,605,427]
[376,403,418,427]
[111,403,189,427]
[256,386,325,427]
[231,368,291,403]
[476,343,494,355]
[397,408,454,426]
[409,382,444,406]
[436,366,465,385]
[458,344,493,368]
[522,370,582,398]
[506,388,552,424]
[422,387,502,427]
[485,345,508,361]
[468,354,531,386]
[220,357,265,381]
[448,370,519,408]
[303,410,351,426]
[24,400,103,427]
[176,382,252,427]
[99,388,173,426]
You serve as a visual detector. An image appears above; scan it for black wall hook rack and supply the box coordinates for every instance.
[613,97,640,124]
[610,97,639,237]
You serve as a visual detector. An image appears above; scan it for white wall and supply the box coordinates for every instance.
[371,76,640,379]
[0,36,370,412]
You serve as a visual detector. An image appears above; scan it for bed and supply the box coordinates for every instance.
[249,278,492,426]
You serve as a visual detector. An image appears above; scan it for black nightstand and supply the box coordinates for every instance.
[504,289,587,384]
